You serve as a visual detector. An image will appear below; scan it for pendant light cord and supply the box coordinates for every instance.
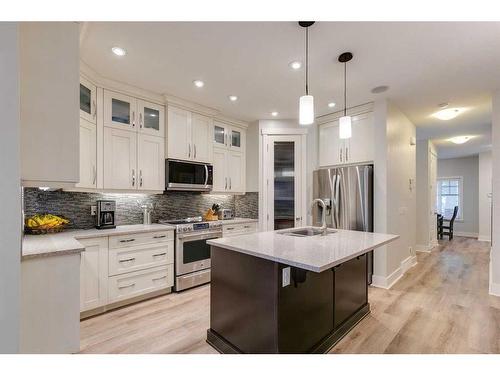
[305,27,309,95]
[344,61,347,116]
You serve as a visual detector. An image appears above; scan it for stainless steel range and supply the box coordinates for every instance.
[160,216,222,292]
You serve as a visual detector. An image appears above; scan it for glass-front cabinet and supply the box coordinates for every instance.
[80,77,97,124]
[213,120,244,151]
[104,90,136,130]
[137,100,165,137]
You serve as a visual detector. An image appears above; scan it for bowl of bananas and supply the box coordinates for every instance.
[25,214,70,235]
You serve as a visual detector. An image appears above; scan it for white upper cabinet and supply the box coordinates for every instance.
[318,111,374,167]
[137,99,165,137]
[76,118,97,189]
[80,76,97,124]
[138,134,165,191]
[212,148,227,192]
[104,90,137,131]
[167,106,213,163]
[103,127,137,190]
[191,113,213,163]
[213,120,244,152]
[227,151,244,193]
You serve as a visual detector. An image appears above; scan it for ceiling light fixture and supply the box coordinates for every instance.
[432,107,464,121]
[193,80,204,88]
[328,102,336,108]
[298,21,315,126]
[448,136,472,144]
[111,46,126,56]
[228,95,238,102]
[338,52,353,139]
[289,61,302,70]
[271,111,279,117]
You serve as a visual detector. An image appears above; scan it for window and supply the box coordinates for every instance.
[436,177,463,220]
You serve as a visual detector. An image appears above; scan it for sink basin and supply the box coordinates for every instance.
[280,228,337,237]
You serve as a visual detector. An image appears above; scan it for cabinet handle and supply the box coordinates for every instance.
[194,144,197,159]
[140,170,143,187]
[119,257,136,263]
[188,144,191,158]
[340,148,343,163]
[226,227,235,230]
[120,238,136,243]
[229,177,232,190]
[92,100,97,119]
[132,169,135,187]
[225,133,228,146]
[152,276,167,282]
[153,235,166,239]
[225,177,227,190]
[153,252,167,257]
[244,225,252,229]
[118,282,136,289]
[139,112,143,128]
[229,134,232,147]
[346,146,349,162]
[132,111,135,127]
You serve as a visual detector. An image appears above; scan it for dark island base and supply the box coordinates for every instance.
[207,304,370,354]
[207,246,370,354]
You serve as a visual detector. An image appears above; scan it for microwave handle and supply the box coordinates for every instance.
[204,164,209,185]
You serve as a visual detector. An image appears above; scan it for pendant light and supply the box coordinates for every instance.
[338,52,353,139]
[298,21,315,125]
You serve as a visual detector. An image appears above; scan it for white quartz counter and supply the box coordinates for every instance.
[207,227,399,272]
[22,224,176,260]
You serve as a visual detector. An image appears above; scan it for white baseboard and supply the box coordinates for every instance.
[371,255,417,289]
[415,244,432,253]
[454,231,478,238]
[489,257,500,297]
[478,235,491,243]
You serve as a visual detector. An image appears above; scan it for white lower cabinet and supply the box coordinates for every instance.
[222,222,258,237]
[79,237,108,312]
[79,230,174,315]
[212,149,245,193]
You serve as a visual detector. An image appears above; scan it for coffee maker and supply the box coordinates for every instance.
[95,200,116,229]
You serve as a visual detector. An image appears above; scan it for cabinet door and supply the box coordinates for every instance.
[80,76,96,124]
[80,237,108,312]
[138,134,164,191]
[76,118,97,189]
[213,121,228,149]
[104,90,137,131]
[138,100,165,137]
[212,148,227,192]
[191,113,212,163]
[167,106,191,160]
[103,127,137,190]
[319,122,341,167]
[348,112,374,164]
[229,127,244,152]
[228,150,244,193]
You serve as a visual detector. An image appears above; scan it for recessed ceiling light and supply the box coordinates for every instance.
[328,102,336,108]
[289,61,302,70]
[448,136,473,144]
[271,111,278,117]
[193,80,204,88]
[111,46,126,56]
[228,95,238,102]
[371,85,389,94]
[432,107,465,121]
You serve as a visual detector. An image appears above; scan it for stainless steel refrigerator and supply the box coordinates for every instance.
[312,164,374,283]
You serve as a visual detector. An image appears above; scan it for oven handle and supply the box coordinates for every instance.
[204,164,209,186]
[177,232,222,241]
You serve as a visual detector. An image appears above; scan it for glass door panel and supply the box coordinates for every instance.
[214,125,226,146]
[231,129,241,148]
[143,106,160,131]
[111,98,131,125]
[80,84,92,115]
[274,141,295,230]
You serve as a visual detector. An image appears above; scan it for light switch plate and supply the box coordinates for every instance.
[282,267,291,287]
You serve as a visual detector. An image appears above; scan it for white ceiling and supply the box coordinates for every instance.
[80,22,500,158]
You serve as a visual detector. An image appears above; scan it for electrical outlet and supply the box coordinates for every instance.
[282,267,291,287]
[90,205,97,216]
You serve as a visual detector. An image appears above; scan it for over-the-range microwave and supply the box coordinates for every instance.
[165,159,213,192]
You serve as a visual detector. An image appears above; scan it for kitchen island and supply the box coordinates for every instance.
[206,227,399,354]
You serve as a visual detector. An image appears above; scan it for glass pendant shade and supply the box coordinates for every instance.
[339,115,352,139]
[299,95,314,125]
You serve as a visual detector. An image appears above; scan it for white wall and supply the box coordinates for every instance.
[245,121,260,192]
[0,22,21,353]
[437,156,479,236]
[490,90,500,295]
[478,151,492,242]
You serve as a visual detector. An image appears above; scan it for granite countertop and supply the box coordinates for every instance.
[207,227,399,273]
[22,224,176,261]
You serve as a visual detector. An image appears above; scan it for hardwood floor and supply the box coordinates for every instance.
[80,237,500,354]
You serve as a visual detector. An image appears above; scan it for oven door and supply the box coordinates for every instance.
[176,231,220,275]
[166,159,213,191]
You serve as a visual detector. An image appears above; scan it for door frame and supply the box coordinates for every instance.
[259,128,307,231]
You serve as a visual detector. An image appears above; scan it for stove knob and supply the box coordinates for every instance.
[183,227,188,232]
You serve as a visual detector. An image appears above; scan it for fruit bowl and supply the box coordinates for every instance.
[25,214,70,235]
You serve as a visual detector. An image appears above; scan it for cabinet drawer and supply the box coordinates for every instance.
[108,242,174,276]
[109,230,174,249]
[108,265,173,303]
[223,222,257,237]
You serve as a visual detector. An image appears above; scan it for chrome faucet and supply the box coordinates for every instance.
[311,198,328,235]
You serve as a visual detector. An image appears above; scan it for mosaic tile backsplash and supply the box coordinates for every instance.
[24,189,259,230]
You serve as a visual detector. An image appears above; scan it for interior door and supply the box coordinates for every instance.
[104,90,137,131]
[103,127,137,189]
[191,113,212,163]
[137,99,165,137]
[266,135,304,231]
[167,106,191,160]
[138,134,164,191]
[76,118,97,189]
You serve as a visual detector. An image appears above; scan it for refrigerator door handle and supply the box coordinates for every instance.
[356,166,367,232]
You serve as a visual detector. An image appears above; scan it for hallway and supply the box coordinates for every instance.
[80,237,500,354]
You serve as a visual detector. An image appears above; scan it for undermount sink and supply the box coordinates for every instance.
[280,228,337,237]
